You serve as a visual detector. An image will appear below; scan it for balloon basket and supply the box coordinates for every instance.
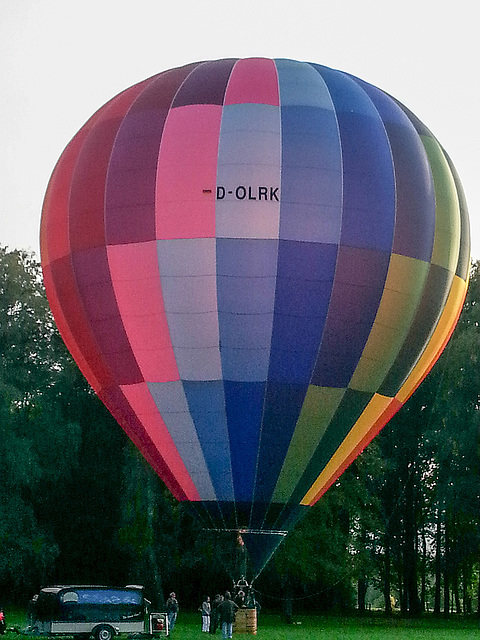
[234,608,257,635]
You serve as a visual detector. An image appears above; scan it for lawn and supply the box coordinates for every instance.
[4,609,480,640]
[162,612,480,640]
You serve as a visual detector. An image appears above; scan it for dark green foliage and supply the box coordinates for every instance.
[0,248,63,599]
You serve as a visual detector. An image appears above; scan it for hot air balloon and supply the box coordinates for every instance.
[40,58,470,579]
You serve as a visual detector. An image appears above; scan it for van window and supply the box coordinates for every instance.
[72,590,143,606]
[61,592,79,603]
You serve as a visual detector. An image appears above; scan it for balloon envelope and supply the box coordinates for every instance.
[40,58,470,576]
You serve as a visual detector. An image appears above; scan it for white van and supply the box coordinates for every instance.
[27,586,167,640]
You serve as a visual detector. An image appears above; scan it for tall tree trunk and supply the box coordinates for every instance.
[463,565,472,614]
[383,526,392,616]
[358,575,367,613]
[452,574,461,614]
[444,574,450,615]
[434,505,442,615]
[391,503,406,614]
[403,466,421,615]
[398,550,407,614]
[420,526,427,612]
[357,527,367,613]
[477,563,480,617]
[144,475,163,609]
[443,515,450,616]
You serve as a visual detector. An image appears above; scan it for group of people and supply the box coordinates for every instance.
[198,591,239,639]
[166,582,260,639]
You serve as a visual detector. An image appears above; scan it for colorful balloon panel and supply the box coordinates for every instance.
[41,59,470,548]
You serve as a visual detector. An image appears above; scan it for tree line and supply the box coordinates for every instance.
[0,246,479,616]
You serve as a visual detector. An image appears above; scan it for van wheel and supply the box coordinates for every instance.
[94,625,115,640]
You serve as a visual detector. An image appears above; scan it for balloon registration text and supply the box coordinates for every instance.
[216,186,280,201]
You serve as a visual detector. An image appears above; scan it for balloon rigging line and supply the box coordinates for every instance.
[202,528,288,536]
[253,576,346,603]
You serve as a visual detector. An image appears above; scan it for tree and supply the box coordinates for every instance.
[0,247,125,597]
[424,261,480,615]
[0,248,66,599]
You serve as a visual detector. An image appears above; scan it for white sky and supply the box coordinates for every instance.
[1,0,478,260]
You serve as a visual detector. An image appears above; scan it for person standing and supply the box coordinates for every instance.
[234,590,245,608]
[199,596,211,632]
[217,592,238,640]
[165,592,179,635]
[209,594,222,634]
[0,609,5,635]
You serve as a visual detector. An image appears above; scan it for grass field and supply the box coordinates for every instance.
[175,612,480,639]
[4,609,480,640]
